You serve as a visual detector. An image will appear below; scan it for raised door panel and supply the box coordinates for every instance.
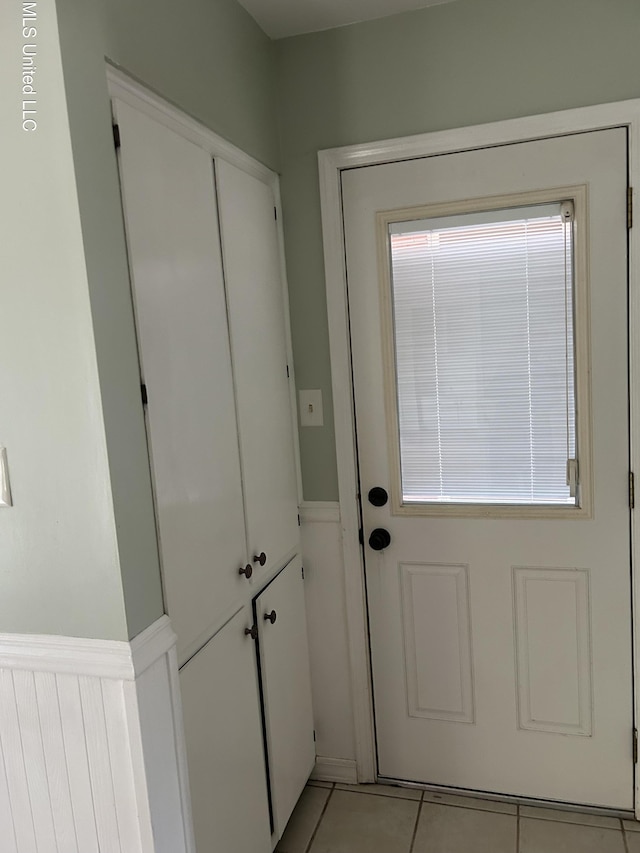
[255,557,315,837]
[215,159,299,582]
[179,608,272,853]
[115,99,248,665]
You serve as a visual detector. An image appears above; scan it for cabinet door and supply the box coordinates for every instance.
[215,160,299,581]
[180,608,272,853]
[256,557,315,837]
[115,99,249,665]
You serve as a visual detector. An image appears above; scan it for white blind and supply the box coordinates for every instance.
[389,203,576,506]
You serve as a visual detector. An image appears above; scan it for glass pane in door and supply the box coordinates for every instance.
[388,202,577,506]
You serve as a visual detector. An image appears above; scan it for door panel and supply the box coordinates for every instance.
[115,99,247,665]
[255,557,315,837]
[342,129,632,807]
[216,160,299,581]
[180,608,272,853]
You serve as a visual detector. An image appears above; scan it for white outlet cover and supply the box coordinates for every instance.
[0,447,12,507]
[299,390,324,427]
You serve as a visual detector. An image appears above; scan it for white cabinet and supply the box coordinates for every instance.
[255,557,315,837]
[216,161,300,582]
[113,92,315,853]
[180,608,272,853]
[115,99,248,666]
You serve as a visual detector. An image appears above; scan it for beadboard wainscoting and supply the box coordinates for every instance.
[300,501,358,783]
[0,615,193,853]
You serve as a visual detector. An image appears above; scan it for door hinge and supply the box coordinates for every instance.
[274,206,277,221]
[141,383,148,406]
[634,728,638,764]
[630,472,635,510]
[313,729,316,742]
[112,123,121,150]
[301,565,305,579]
[286,364,290,378]
[297,513,301,527]
[628,187,633,229]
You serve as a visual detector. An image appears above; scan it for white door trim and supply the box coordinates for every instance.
[318,98,640,811]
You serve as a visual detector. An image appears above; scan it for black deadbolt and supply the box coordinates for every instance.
[368,528,391,551]
[368,486,389,507]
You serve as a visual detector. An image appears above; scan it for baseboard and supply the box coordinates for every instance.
[311,757,358,784]
[0,614,193,853]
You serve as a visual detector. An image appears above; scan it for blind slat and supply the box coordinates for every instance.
[389,204,576,506]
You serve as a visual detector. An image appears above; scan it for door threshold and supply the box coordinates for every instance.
[376,776,634,819]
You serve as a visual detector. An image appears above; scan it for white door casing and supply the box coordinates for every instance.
[318,102,640,812]
[343,129,631,807]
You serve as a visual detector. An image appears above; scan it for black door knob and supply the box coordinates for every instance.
[253,552,267,567]
[368,487,388,507]
[239,564,253,579]
[244,625,258,640]
[264,610,277,624]
[368,528,391,550]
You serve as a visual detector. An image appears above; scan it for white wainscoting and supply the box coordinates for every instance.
[300,501,358,783]
[0,615,193,853]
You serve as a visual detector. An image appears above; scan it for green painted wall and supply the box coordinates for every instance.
[55,0,278,639]
[0,0,129,639]
[0,0,277,640]
[276,0,640,501]
[103,0,279,170]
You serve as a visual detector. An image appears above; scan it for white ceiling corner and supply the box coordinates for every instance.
[237,0,459,39]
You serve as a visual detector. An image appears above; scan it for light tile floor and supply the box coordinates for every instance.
[276,782,640,853]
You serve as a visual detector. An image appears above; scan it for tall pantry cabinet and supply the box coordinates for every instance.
[111,77,315,853]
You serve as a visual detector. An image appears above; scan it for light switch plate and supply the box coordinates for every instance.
[299,390,324,427]
[0,447,12,507]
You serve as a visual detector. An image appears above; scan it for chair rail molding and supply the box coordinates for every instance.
[0,614,194,853]
[318,97,640,805]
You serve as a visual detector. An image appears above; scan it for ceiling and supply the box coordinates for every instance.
[236,0,457,39]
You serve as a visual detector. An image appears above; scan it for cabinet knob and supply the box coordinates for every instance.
[264,610,277,624]
[253,552,267,567]
[244,625,258,640]
[239,564,253,579]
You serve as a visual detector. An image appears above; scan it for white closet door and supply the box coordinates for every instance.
[256,557,315,837]
[215,160,299,580]
[180,608,272,853]
[115,99,248,665]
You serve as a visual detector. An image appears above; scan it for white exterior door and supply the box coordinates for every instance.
[342,129,633,807]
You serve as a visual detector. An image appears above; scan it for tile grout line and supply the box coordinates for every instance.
[622,818,630,853]
[303,783,335,853]
[407,793,424,853]
[422,798,521,817]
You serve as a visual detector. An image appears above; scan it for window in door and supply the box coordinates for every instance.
[378,189,590,516]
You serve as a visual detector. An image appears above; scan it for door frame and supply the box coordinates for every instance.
[318,98,640,813]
